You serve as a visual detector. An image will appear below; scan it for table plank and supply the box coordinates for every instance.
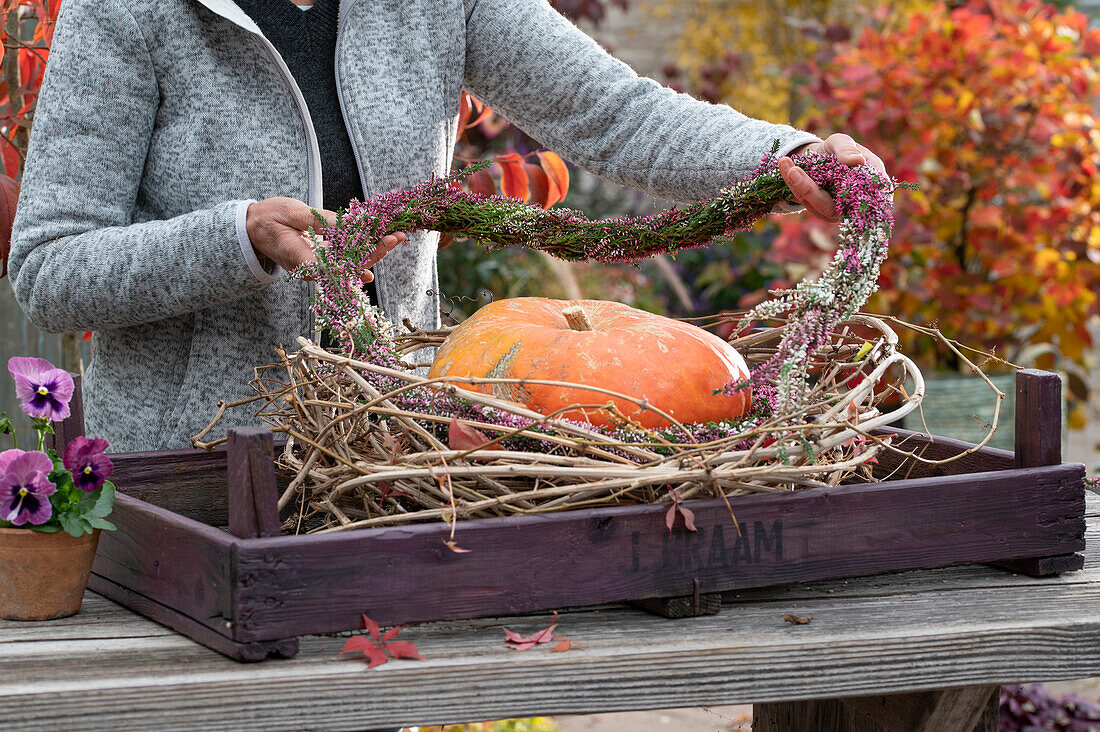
[1,495,1095,732]
[3,584,1099,730]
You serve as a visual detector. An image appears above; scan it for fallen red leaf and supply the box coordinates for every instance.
[679,505,697,532]
[443,539,472,553]
[551,637,583,653]
[448,417,503,452]
[340,615,426,669]
[504,612,559,651]
[385,640,426,660]
[340,636,388,669]
[503,628,528,644]
[660,501,695,530]
[362,613,381,643]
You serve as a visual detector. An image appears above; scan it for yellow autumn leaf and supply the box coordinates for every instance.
[1069,404,1087,430]
[1034,247,1061,270]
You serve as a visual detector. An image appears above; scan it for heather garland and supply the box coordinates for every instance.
[293,147,907,420]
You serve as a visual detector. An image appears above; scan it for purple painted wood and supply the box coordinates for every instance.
[88,573,299,662]
[1015,369,1062,468]
[229,463,1085,641]
[993,369,1081,577]
[108,442,291,526]
[227,428,280,539]
[996,553,1085,576]
[871,427,1015,481]
[48,373,85,455]
[109,447,231,526]
[90,492,235,634]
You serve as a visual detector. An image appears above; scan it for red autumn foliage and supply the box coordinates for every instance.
[339,613,426,669]
[0,173,18,278]
[494,151,530,202]
[664,488,697,532]
[447,417,504,452]
[503,611,581,652]
[454,91,571,211]
[0,0,58,279]
[785,0,1100,390]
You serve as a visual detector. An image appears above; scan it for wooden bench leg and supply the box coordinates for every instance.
[753,685,999,732]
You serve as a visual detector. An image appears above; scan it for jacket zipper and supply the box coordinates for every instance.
[335,1,368,197]
[253,38,323,208]
[252,33,324,336]
[189,1,325,334]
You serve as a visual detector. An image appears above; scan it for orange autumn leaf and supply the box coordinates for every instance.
[536,150,569,205]
[494,152,529,202]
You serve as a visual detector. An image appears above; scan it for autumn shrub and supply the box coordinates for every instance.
[0,0,55,278]
[773,0,1100,421]
[655,0,929,123]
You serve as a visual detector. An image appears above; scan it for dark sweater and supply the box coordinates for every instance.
[236,0,377,311]
[235,0,363,213]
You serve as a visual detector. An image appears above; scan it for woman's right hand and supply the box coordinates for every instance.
[246,197,405,282]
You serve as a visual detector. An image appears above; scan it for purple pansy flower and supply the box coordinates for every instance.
[8,357,74,421]
[0,449,56,525]
[63,436,113,492]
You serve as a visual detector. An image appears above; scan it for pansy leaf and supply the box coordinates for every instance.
[31,523,60,533]
[86,517,116,531]
[49,464,71,488]
[59,511,88,538]
[84,483,115,519]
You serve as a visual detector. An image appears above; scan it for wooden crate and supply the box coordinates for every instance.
[67,370,1085,661]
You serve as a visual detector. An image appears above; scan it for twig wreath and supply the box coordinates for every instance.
[294,146,911,415]
[194,146,993,536]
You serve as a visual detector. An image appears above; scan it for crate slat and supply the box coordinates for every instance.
[227,463,1084,640]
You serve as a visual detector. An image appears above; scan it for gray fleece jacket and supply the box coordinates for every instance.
[8,0,818,451]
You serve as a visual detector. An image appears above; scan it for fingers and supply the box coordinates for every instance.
[288,204,337,232]
[779,157,838,222]
[862,146,888,179]
[823,133,866,166]
[359,232,407,284]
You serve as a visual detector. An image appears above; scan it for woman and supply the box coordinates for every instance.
[9,0,883,452]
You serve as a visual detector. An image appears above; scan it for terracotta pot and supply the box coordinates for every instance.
[0,527,100,620]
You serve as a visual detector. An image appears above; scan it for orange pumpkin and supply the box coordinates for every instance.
[428,297,751,428]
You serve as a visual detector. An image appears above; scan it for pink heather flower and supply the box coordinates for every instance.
[63,436,113,492]
[0,449,56,525]
[7,357,74,421]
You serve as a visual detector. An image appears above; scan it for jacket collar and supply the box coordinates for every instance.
[190,0,262,34]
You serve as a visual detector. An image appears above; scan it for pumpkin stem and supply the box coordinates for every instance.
[562,305,594,332]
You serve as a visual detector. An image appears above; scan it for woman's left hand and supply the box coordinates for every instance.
[779,133,888,222]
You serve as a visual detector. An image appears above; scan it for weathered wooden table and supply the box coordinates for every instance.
[2,493,1096,731]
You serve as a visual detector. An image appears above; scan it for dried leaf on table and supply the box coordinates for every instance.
[504,611,560,651]
[782,614,813,625]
